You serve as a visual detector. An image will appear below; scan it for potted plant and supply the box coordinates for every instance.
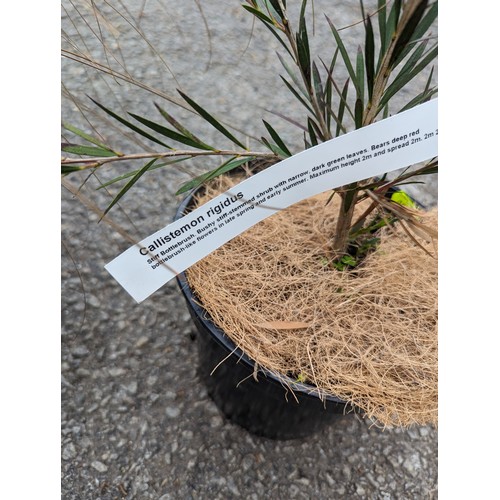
[62,0,438,439]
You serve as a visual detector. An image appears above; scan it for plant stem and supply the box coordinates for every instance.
[332,188,358,258]
[62,149,277,170]
[332,0,428,259]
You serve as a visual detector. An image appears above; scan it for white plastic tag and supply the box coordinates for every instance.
[105,99,438,302]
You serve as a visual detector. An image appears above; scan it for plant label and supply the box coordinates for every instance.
[105,99,438,303]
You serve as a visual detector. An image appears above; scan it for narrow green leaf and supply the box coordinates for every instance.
[97,158,188,189]
[129,112,214,150]
[310,117,324,141]
[296,9,311,88]
[391,1,437,68]
[397,65,436,114]
[89,98,171,149]
[268,0,285,20]
[423,65,435,95]
[336,78,350,137]
[396,38,429,79]
[298,0,309,48]
[154,103,214,150]
[261,0,283,21]
[261,136,288,157]
[359,0,366,21]
[320,49,340,130]
[312,62,330,125]
[385,0,402,52]
[319,58,355,122]
[259,18,294,58]
[176,157,253,195]
[355,46,365,104]
[312,61,345,136]
[178,90,247,150]
[324,105,346,138]
[398,85,437,113]
[299,0,308,21]
[325,190,336,206]
[280,76,315,115]
[326,47,340,77]
[389,0,429,68]
[276,51,309,98]
[379,44,437,111]
[62,144,117,157]
[102,158,158,218]
[326,15,361,97]
[377,0,387,66]
[62,123,114,151]
[393,161,438,182]
[62,165,85,174]
[242,5,275,26]
[324,75,333,131]
[354,97,363,129]
[312,61,324,108]
[307,118,319,146]
[263,120,292,157]
[364,14,375,101]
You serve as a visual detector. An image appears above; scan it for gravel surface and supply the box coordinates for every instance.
[61,1,438,498]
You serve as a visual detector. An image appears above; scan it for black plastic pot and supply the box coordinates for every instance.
[174,190,351,440]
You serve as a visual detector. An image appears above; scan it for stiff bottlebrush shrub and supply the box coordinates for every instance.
[62,0,438,426]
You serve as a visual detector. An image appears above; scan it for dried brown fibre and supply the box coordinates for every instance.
[186,176,438,428]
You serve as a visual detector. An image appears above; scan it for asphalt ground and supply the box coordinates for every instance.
[61,1,438,498]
